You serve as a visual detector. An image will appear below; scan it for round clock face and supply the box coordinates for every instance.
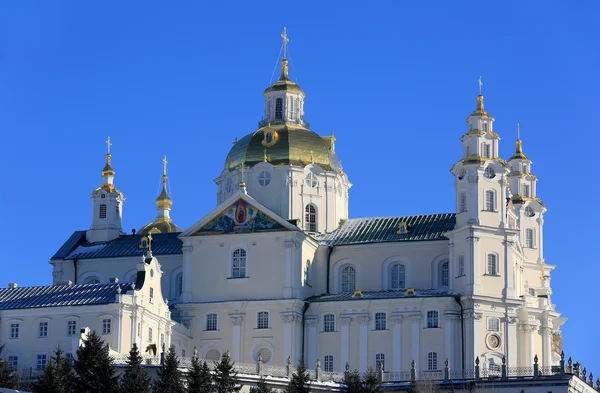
[487,334,500,349]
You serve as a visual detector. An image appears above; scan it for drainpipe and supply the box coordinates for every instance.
[326,246,333,295]
[301,302,310,362]
[454,295,465,371]
[73,258,78,284]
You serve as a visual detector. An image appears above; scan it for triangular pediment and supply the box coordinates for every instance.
[180,192,299,237]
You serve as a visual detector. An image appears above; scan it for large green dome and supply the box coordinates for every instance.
[225,124,340,172]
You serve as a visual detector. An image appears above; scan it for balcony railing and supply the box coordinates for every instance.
[258,117,310,129]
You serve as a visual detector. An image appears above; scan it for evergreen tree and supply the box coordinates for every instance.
[213,351,240,393]
[120,343,151,393]
[153,346,185,393]
[342,369,362,393]
[285,360,310,393]
[32,347,74,393]
[249,376,273,393]
[361,367,382,393]
[73,331,119,393]
[186,354,213,393]
[0,345,16,389]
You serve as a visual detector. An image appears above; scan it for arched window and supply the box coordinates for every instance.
[427,352,438,371]
[231,248,247,278]
[205,349,221,361]
[225,177,232,193]
[341,265,356,292]
[275,98,283,119]
[485,190,495,212]
[525,228,534,248]
[99,204,107,219]
[439,261,449,287]
[487,254,497,275]
[305,204,317,232]
[390,263,406,290]
[484,166,496,179]
[458,255,465,276]
[304,172,319,188]
[427,311,439,328]
[459,192,467,213]
[324,355,334,372]
[176,273,183,297]
[488,358,500,373]
[376,354,385,371]
[84,277,100,284]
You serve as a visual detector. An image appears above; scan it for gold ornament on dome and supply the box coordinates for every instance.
[261,126,279,147]
[396,221,410,235]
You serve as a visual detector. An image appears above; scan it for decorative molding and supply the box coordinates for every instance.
[281,313,301,324]
[284,240,295,249]
[357,315,371,325]
[410,314,422,322]
[390,315,404,325]
[182,245,193,253]
[305,316,318,327]
[229,313,245,326]
[340,317,352,326]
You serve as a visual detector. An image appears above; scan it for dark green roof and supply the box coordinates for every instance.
[0,283,132,310]
[308,289,455,303]
[316,214,456,246]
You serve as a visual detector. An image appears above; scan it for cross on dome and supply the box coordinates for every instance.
[281,27,289,60]
[478,76,483,95]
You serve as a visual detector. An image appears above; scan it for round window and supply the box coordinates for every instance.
[256,348,272,363]
[304,172,319,188]
[484,166,496,179]
[524,206,535,217]
[225,177,232,193]
[258,171,272,187]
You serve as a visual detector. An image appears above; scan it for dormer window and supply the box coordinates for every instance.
[275,98,283,120]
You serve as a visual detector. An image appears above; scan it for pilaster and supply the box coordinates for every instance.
[182,244,193,303]
[340,316,352,371]
[410,314,421,370]
[391,314,403,372]
[358,315,370,372]
[305,316,318,369]
[230,312,245,362]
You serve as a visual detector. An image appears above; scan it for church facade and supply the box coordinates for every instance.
[5,31,563,375]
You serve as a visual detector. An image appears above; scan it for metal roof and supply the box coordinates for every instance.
[316,214,456,246]
[308,289,456,303]
[52,232,183,260]
[0,283,133,310]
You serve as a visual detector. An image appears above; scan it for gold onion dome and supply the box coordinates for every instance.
[468,95,493,119]
[101,153,115,176]
[263,59,305,95]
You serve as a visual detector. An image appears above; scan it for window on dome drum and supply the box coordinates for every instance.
[374,313,387,330]
[440,261,449,287]
[206,313,218,331]
[116,204,119,216]
[37,354,47,370]
[427,352,438,371]
[427,311,439,328]
[138,323,141,337]
[67,320,77,336]
[99,204,107,219]
[341,265,356,292]
[523,184,530,197]
[102,319,112,335]
[231,248,247,278]
[482,143,491,158]
[525,206,535,217]
[485,190,495,211]
[324,355,334,372]
[304,172,319,188]
[256,348,272,363]
[458,255,465,276]
[7,355,18,370]
[484,166,496,179]
[9,323,19,339]
[257,311,270,329]
[206,349,220,361]
[390,263,406,290]
[39,322,48,338]
[487,318,500,332]
[267,99,272,118]
[305,204,317,232]
[275,98,283,119]
[258,171,272,187]
[376,354,385,371]
[525,228,534,248]
[487,254,498,275]
[323,314,335,332]
[290,97,296,120]
[459,192,467,213]
[148,327,153,343]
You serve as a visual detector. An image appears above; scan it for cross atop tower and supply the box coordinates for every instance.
[478,76,483,95]
[106,136,112,154]
[281,27,289,60]
[162,155,168,177]
[517,122,521,140]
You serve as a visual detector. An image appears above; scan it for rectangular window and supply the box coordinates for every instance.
[37,354,48,370]
[374,313,387,330]
[7,355,18,370]
[275,98,283,120]
[427,311,439,328]
[148,327,153,343]
[102,319,112,335]
[99,204,107,219]
[525,228,534,248]
[485,190,495,211]
[149,287,154,303]
[428,352,438,371]
[458,255,465,276]
[482,143,490,158]
[323,314,335,332]
[39,322,48,338]
[324,355,334,372]
[487,318,500,332]
[376,353,385,371]
[482,123,488,132]
[523,184,530,197]
[206,313,218,331]
[9,323,19,339]
[257,311,269,329]
[487,254,497,275]
[67,320,77,336]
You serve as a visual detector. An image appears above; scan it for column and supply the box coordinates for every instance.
[182,244,193,303]
[506,316,518,367]
[448,242,455,291]
[112,312,120,350]
[467,172,479,225]
[284,240,294,298]
[444,313,458,368]
[411,314,421,370]
[517,324,527,366]
[391,315,403,372]
[306,316,318,369]
[541,324,553,367]
[468,236,480,294]
[230,312,244,362]
[503,240,516,299]
[358,316,370,373]
[340,317,352,370]
[537,216,545,264]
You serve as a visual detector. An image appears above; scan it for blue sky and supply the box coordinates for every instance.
[1,1,598,372]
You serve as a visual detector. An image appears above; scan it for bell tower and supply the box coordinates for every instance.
[86,137,125,243]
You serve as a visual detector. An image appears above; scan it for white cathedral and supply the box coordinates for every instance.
[0,31,564,377]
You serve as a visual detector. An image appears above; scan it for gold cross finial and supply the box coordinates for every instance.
[478,76,483,95]
[281,27,289,59]
[263,149,268,162]
[162,155,168,177]
[106,136,112,154]
[147,233,153,253]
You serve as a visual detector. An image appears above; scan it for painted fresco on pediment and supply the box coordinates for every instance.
[195,199,286,235]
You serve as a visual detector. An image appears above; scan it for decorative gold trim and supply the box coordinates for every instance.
[261,126,279,147]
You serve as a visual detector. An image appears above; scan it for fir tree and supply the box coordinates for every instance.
[32,347,74,393]
[73,331,119,393]
[213,351,240,393]
[342,369,361,393]
[0,345,16,389]
[361,367,382,393]
[120,343,151,393]
[186,354,213,393]
[285,360,310,393]
[249,376,273,393]
[153,345,185,393]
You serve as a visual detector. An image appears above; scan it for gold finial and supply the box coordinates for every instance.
[147,233,153,254]
[516,122,523,153]
[101,136,115,177]
[263,149,268,162]
[239,163,246,187]
[106,136,112,154]
[280,28,290,80]
[156,155,172,208]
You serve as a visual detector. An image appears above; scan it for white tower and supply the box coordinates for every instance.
[86,137,125,243]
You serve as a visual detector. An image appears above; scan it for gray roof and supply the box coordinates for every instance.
[316,214,456,246]
[0,283,133,310]
[52,232,183,260]
[308,289,456,303]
